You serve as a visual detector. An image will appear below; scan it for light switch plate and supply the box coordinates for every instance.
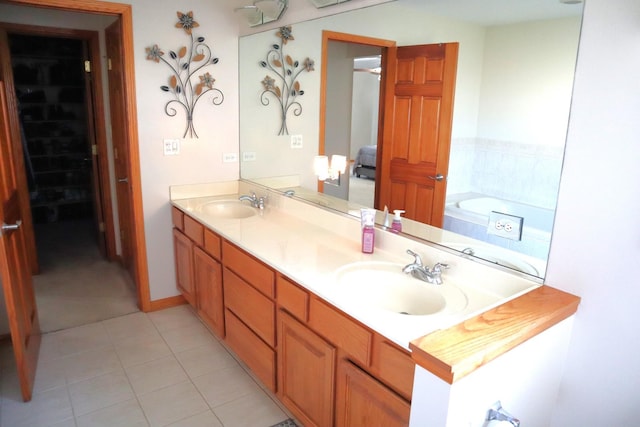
[290,134,303,149]
[242,151,257,161]
[222,152,238,163]
[487,211,523,241]
[163,138,180,155]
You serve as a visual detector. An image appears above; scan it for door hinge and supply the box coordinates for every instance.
[92,144,98,156]
[99,222,105,232]
[84,60,91,73]
[108,58,112,71]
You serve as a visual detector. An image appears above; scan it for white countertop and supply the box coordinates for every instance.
[171,183,541,350]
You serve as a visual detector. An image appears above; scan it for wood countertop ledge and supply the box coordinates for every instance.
[409,285,580,384]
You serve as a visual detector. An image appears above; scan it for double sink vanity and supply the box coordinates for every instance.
[170,180,580,427]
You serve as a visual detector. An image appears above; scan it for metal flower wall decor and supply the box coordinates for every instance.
[146,11,224,138]
[260,26,314,135]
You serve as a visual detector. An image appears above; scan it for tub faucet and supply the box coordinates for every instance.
[239,192,266,210]
[402,249,449,285]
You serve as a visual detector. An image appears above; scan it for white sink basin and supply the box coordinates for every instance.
[333,261,468,317]
[198,200,257,219]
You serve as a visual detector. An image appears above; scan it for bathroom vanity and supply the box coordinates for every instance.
[170,181,580,427]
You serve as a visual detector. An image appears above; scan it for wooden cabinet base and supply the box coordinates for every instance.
[335,359,410,427]
[278,310,335,427]
[224,309,276,391]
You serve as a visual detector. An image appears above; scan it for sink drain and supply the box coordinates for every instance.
[398,311,411,315]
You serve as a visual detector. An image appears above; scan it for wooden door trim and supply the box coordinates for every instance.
[318,30,395,202]
[4,0,151,311]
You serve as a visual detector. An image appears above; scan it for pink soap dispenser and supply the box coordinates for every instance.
[391,210,405,233]
[360,208,375,254]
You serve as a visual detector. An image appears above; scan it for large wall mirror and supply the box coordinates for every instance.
[239,0,584,280]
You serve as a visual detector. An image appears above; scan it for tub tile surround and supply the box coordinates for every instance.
[448,137,564,210]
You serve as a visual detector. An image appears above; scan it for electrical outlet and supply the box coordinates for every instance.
[242,151,257,161]
[290,134,303,149]
[222,152,238,163]
[487,211,523,241]
[163,138,180,155]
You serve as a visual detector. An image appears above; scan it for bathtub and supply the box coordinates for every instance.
[443,193,554,262]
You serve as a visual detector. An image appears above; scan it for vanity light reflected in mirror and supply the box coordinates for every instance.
[314,154,347,184]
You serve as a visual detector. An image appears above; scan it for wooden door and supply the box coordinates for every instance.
[0,79,41,402]
[278,310,335,427]
[105,20,133,272]
[378,43,459,228]
[335,359,410,427]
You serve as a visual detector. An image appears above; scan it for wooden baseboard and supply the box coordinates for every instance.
[147,295,186,312]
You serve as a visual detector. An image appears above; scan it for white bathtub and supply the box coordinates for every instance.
[444,193,554,261]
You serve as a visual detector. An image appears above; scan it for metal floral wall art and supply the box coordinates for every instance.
[260,26,314,135]
[146,11,224,138]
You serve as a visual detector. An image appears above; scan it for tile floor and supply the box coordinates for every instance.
[0,305,296,427]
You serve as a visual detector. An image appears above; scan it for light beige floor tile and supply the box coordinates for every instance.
[0,385,74,427]
[192,365,262,408]
[166,410,223,427]
[76,398,149,427]
[33,356,68,393]
[125,355,189,395]
[138,380,209,427]
[68,371,135,416]
[62,347,122,384]
[42,322,111,359]
[113,332,172,367]
[1,365,24,402]
[174,339,238,379]
[147,305,201,333]
[103,311,159,342]
[49,418,78,427]
[213,391,288,427]
[160,322,217,354]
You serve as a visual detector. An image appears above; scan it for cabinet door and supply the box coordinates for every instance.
[278,310,335,427]
[335,359,410,427]
[193,246,224,337]
[173,228,195,307]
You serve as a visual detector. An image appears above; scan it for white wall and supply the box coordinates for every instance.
[129,0,240,300]
[547,0,640,424]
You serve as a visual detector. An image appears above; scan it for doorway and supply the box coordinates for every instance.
[6,30,137,331]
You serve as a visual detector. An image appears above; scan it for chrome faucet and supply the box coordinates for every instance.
[239,192,267,210]
[402,249,449,285]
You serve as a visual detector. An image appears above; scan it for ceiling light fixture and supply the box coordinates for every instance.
[308,0,351,8]
[235,0,288,27]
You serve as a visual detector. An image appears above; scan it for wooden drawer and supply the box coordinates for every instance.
[184,215,203,246]
[371,335,414,401]
[277,275,309,322]
[225,309,276,392]
[309,297,372,367]
[222,241,274,297]
[204,228,221,261]
[171,206,184,230]
[224,268,275,347]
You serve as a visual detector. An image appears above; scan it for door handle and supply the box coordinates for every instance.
[118,177,129,183]
[1,220,22,235]
[428,174,445,181]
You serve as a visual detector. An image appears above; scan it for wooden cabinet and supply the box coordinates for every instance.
[193,246,224,337]
[222,241,277,391]
[171,208,414,424]
[278,310,335,427]
[335,359,410,427]
[173,228,195,307]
